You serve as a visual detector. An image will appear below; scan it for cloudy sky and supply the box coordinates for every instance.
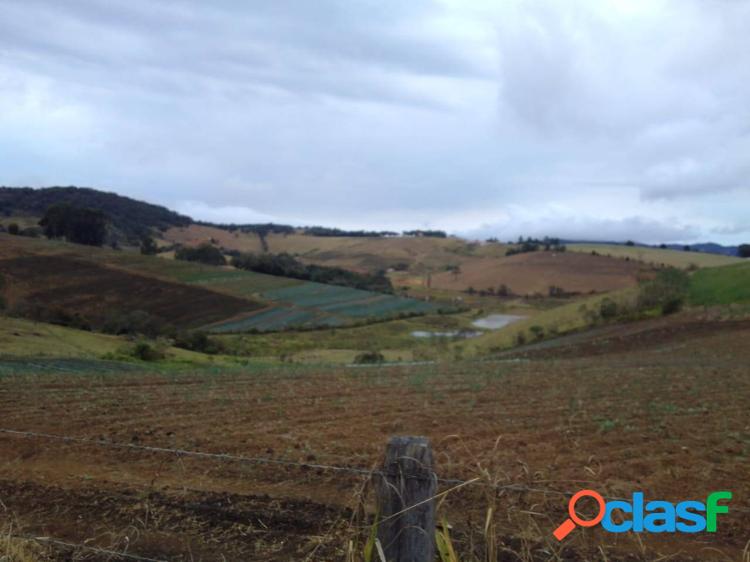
[1,0,748,243]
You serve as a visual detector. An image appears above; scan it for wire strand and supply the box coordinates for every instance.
[11,533,167,562]
[2,427,748,513]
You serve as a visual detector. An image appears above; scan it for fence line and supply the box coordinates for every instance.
[11,533,167,561]
[0,427,599,497]
[7,426,749,513]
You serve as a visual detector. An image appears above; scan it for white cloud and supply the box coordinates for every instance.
[0,0,749,243]
[174,201,276,225]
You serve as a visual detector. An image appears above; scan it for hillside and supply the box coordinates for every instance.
[164,224,477,273]
[427,251,648,295]
[0,186,191,243]
[689,261,750,305]
[0,234,438,332]
[567,243,741,268]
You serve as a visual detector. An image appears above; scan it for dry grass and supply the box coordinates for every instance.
[0,523,45,562]
[429,251,647,295]
[568,244,741,269]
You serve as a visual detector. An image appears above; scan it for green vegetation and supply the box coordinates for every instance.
[402,229,447,238]
[689,262,750,305]
[638,268,690,315]
[208,282,438,333]
[0,186,190,243]
[505,236,566,256]
[353,350,385,364]
[218,312,474,361]
[231,251,393,293]
[175,243,227,265]
[40,203,109,246]
[262,283,435,317]
[140,234,158,255]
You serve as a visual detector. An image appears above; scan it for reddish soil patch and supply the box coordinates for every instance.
[0,255,262,329]
[1,318,748,560]
[500,315,750,360]
[431,251,650,295]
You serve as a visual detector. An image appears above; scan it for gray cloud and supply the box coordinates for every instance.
[0,0,748,243]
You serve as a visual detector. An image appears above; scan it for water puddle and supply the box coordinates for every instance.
[471,314,525,330]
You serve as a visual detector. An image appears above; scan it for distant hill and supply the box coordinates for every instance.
[0,186,191,243]
[562,239,741,257]
[662,242,739,257]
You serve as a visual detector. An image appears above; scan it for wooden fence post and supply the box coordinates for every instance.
[375,436,436,562]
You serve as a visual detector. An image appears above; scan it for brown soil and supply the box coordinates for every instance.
[1,316,748,560]
[0,255,262,329]
[431,251,649,295]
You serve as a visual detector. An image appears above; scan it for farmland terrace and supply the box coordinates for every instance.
[0,233,440,333]
[0,314,748,560]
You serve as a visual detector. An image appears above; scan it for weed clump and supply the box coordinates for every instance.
[638,268,689,315]
[173,331,225,355]
[353,351,385,364]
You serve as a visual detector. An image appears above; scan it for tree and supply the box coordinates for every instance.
[175,243,226,266]
[39,203,108,246]
[140,235,158,255]
[625,240,635,246]
[739,244,750,258]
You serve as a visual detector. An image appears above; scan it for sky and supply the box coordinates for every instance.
[1,0,748,244]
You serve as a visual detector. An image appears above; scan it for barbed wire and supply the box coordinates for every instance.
[11,533,166,561]
[2,427,748,513]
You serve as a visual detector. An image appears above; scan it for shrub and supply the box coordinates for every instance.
[529,325,545,340]
[140,235,158,255]
[354,351,385,364]
[131,342,165,361]
[101,310,167,338]
[175,243,226,266]
[599,298,619,319]
[638,268,690,315]
[7,223,19,235]
[173,331,225,355]
[231,251,393,293]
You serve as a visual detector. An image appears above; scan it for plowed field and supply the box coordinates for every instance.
[1,316,748,560]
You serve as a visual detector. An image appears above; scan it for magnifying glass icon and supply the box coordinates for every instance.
[553,489,606,541]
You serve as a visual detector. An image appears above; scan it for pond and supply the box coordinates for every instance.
[410,314,525,339]
[471,314,525,330]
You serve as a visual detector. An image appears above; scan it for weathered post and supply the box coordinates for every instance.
[375,436,436,562]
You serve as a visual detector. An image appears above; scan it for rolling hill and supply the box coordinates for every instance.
[0,234,438,332]
[0,186,191,243]
[567,243,741,268]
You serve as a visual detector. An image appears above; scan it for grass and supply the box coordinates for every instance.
[0,315,124,358]
[459,288,639,356]
[0,533,43,562]
[568,243,740,269]
[0,315,259,368]
[689,261,750,305]
[462,288,637,357]
[218,311,478,361]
